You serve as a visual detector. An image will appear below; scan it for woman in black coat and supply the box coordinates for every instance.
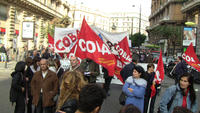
[143,63,160,113]
[10,61,26,113]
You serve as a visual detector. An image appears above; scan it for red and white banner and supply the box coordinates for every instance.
[115,37,132,63]
[70,18,116,76]
[92,27,132,63]
[182,43,200,72]
[114,56,125,83]
[150,50,164,98]
[54,27,131,63]
[54,28,80,53]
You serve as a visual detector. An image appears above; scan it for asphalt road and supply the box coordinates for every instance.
[0,61,199,113]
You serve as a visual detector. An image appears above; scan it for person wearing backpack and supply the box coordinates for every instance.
[159,73,198,113]
[10,61,27,113]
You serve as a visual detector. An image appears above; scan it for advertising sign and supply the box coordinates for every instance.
[22,21,34,39]
[183,27,196,46]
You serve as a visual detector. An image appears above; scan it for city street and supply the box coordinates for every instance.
[0,61,199,113]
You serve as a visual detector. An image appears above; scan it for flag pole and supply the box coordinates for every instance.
[147,98,152,113]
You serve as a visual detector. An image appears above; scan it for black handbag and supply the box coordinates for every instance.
[157,89,177,113]
[119,91,126,105]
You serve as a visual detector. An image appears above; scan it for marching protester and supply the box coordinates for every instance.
[80,58,100,83]
[159,73,198,113]
[31,59,59,113]
[75,84,106,113]
[0,43,7,62]
[56,71,87,113]
[143,63,160,113]
[49,48,60,60]
[31,49,40,59]
[68,56,81,72]
[10,61,27,113]
[24,57,34,113]
[60,53,70,71]
[40,48,50,59]
[122,65,147,113]
[173,56,188,84]
[54,58,64,81]
[49,59,57,73]
[28,56,41,76]
[102,67,113,96]
[120,59,138,82]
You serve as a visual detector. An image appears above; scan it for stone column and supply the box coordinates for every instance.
[7,5,16,60]
[38,17,44,50]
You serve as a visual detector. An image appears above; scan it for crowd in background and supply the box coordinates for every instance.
[9,47,198,113]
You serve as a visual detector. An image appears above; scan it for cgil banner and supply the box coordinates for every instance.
[54,26,132,63]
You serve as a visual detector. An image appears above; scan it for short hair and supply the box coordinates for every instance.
[119,104,141,113]
[134,65,145,75]
[178,56,183,61]
[78,84,106,113]
[147,63,155,70]
[173,106,193,113]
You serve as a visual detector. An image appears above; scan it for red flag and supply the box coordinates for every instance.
[72,18,116,75]
[48,34,54,48]
[115,37,132,63]
[150,50,164,98]
[114,56,125,83]
[182,43,200,72]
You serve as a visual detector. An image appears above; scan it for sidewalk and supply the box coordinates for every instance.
[0,61,16,71]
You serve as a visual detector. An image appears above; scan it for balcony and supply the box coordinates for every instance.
[4,0,66,19]
[182,0,200,13]
[149,0,186,20]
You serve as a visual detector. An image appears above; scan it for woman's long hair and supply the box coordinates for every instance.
[32,56,40,70]
[57,71,87,110]
[179,73,196,107]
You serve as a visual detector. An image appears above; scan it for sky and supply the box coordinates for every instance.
[67,0,152,16]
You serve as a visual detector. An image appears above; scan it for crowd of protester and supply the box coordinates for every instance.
[9,47,198,113]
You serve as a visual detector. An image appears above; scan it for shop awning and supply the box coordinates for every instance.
[0,28,6,33]
[15,30,19,35]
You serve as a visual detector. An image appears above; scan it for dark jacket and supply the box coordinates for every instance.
[120,62,135,81]
[0,46,6,53]
[31,70,59,107]
[174,61,188,77]
[10,61,26,103]
[60,99,78,113]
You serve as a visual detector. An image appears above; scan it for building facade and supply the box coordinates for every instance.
[68,4,110,31]
[147,0,186,55]
[68,4,149,36]
[182,0,200,56]
[110,12,149,36]
[0,0,69,59]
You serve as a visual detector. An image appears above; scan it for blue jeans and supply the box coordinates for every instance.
[0,53,6,62]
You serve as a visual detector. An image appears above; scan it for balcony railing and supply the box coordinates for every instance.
[150,0,186,19]
[182,0,200,12]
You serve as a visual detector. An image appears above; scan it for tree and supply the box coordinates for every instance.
[130,33,146,47]
[42,15,71,39]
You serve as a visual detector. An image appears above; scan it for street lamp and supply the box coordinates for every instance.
[132,4,141,34]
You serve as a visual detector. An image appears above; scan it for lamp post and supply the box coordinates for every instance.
[139,4,141,34]
[132,4,141,34]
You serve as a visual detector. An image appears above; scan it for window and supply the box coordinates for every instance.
[0,4,8,21]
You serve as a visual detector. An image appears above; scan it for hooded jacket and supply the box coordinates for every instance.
[10,61,26,102]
